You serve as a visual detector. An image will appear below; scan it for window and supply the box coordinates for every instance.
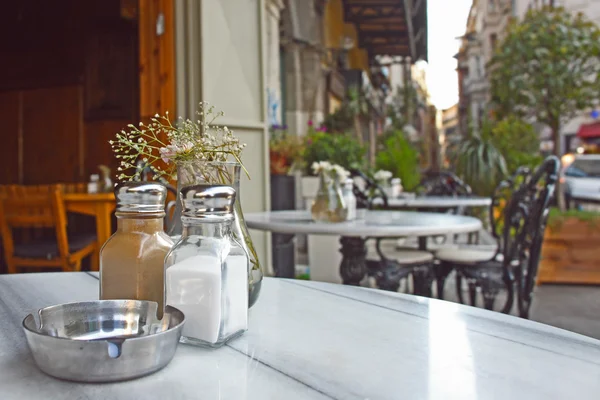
[567,159,600,178]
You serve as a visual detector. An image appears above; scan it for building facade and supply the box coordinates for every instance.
[458,0,600,153]
[456,0,513,134]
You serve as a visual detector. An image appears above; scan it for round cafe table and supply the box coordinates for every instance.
[380,195,492,209]
[0,272,598,399]
[245,210,482,291]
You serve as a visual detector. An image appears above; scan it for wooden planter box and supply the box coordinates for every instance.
[538,218,600,285]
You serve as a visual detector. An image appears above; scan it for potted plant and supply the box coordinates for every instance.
[375,129,421,192]
[268,125,304,278]
[538,208,600,285]
[269,125,304,210]
[300,123,366,202]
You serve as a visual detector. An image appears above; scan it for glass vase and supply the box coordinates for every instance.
[168,161,263,308]
[311,172,348,223]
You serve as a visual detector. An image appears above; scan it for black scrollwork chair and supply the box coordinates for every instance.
[434,166,532,300]
[417,171,473,198]
[436,157,559,317]
[350,170,435,294]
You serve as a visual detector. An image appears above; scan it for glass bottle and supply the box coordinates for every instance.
[165,184,249,347]
[391,178,403,198]
[100,182,173,319]
[343,178,357,221]
[168,161,262,309]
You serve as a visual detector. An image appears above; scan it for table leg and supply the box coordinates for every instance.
[339,236,367,286]
[271,233,295,278]
[413,236,433,297]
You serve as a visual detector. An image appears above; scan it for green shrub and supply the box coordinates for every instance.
[375,130,421,191]
[302,131,367,175]
[456,120,508,196]
[490,116,543,174]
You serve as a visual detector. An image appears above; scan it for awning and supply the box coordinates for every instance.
[577,122,600,139]
[342,0,428,62]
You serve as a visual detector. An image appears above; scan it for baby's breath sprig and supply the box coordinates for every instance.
[110,102,248,181]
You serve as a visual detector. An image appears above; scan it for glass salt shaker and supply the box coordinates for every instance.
[343,178,357,221]
[165,184,249,347]
[100,182,173,319]
[391,178,403,198]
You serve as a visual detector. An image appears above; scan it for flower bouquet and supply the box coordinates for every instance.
[310,161,350,223]
[111,102,247,181]
[110,102,263,308]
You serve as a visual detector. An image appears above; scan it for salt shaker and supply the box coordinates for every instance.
[391,178,403,199]
[343,178,357,220]
[165,184,249,347]
[100,182,173,319]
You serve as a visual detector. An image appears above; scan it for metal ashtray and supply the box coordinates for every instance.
[22,300,185,383]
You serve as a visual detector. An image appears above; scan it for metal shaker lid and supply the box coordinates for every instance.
[181,184,236,218]
[115,182,167,213]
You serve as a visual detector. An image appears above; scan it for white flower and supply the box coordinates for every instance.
[374,170,393,183]
[159,141,194,163]
[312,161,333,174]
[330,164,350,181]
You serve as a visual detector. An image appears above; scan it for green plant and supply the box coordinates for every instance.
[456,121,507,196]
[269,125,305,175]
[322,104,354,134]
[490,116,543,174]
[375,130,421,191]
[302,130,366,175]
[347,86,369,144]
[489,6,600,156]
[547,208,600,233]
[111,102,247,181]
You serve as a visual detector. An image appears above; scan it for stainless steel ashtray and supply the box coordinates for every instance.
[22,300,185,383]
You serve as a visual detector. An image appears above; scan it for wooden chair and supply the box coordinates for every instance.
[0,184,96,273]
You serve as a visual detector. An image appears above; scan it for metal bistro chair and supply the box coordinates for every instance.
[434,166,532,300]
[436,157,559,317]
[350,170,435,294]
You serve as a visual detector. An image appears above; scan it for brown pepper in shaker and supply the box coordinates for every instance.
[100,182,173,318]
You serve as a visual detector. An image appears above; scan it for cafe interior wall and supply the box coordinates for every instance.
[0,0,175,187]
[174,0,272,274]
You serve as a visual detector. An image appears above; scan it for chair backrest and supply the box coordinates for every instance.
[417,171,473,197]
[0,184,69,260]
[501,156,559,318]
[489,166,532,245]
[349,169,388,209]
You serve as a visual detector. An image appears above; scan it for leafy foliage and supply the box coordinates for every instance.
[375,130,421,191]
[547,208,600,232]
[269,126,305,175]
[489,6,600,153]
[489,116,543,174]
[322,104,354,134]
[455,121,507,196]
[302,130,367,176]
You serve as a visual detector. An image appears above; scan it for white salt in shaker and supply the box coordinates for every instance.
[165,184,249,347]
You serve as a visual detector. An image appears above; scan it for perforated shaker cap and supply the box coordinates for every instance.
[115,182,167,213]
[181,184,236,219]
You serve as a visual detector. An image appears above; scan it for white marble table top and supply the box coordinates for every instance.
[245,210,482,237]
[1,273,599,399]
[374,195,492,208]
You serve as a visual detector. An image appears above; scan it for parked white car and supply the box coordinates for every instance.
[561,154,600,205]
